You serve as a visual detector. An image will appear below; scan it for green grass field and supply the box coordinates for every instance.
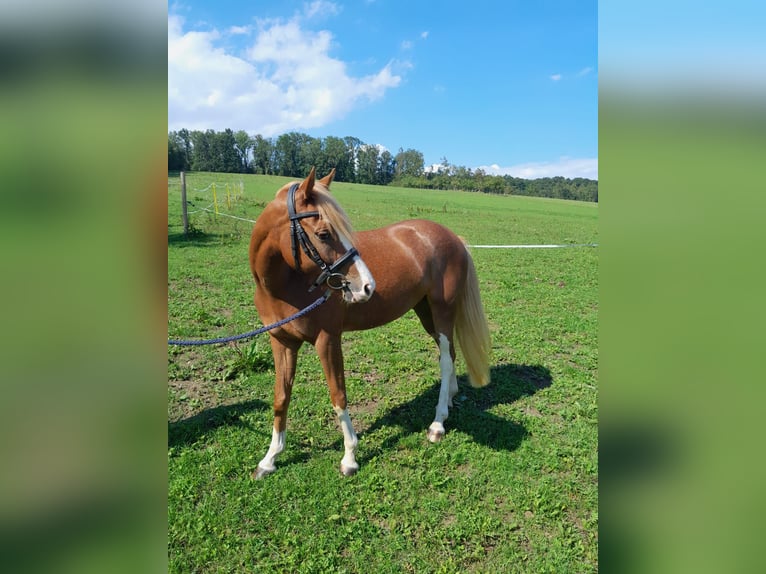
[168,172,598,573]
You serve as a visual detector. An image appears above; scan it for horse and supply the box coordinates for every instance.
[248,167,491,478]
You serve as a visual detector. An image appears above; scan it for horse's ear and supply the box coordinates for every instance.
[297,166,317,200]
[318,168,336,189]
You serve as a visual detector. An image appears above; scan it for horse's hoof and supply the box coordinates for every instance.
[252,465,275,480]
[340,463,358,477]
[427,428,445,443]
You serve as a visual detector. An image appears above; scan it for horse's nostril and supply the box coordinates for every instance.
[364,283,373,296]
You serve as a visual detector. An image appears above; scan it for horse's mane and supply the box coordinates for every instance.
[309,183,356,244]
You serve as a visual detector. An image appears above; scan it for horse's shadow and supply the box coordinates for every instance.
[167,364,552,467]
[355,363,552,462]
[168,399,270,449]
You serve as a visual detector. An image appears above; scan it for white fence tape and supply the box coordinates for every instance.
[196,207,257,224]
[186,201,215,215]
[469,243,598,249]
[190,182,241,193]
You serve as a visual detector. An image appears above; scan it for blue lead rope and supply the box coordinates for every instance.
[168,291,331,346]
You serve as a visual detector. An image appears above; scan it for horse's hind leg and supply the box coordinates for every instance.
[253,336,301,479]
[415,299,458,443]
[426,331,459,443]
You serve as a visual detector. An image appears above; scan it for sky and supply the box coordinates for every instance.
[169,0,598,180]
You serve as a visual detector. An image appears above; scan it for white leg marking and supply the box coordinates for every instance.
[333,405,359,474]
[428,333,454,441]
[257,428,285,473]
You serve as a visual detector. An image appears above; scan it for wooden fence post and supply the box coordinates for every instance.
[180,171,189,235]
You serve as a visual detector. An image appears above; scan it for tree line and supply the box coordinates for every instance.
[168,128,597,202]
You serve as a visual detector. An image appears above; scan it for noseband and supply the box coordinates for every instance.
[287,183,360,292]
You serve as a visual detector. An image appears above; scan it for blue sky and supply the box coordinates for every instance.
[169,0,598,179]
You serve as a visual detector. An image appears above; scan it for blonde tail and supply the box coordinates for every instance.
[455,253,491,388]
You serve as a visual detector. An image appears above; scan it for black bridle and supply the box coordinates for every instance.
[287,183,360,292]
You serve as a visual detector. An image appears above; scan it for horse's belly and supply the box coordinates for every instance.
[342,288,424,331]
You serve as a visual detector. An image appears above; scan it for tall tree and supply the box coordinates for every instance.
[323,136,352,182]
[252,134,273,175]
[190,130,214,171]
[378,150,395,185]
[274,132,306,177]
[394,148,424,178]
[299,135,322,175]
[234,130,252,173]
[176,129,192,170]
[343,136,363,182]
[438,156,451,175]
[357,144,379,184]
[168,131,188,171]
[214,129,240,173]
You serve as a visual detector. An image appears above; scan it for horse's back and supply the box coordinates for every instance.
[342,220,470,331]
[358,219,467,260]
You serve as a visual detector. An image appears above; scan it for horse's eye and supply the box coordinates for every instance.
[315,230,332,242]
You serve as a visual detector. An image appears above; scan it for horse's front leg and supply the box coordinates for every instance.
[316,332,359,476]
[253,336,301,479]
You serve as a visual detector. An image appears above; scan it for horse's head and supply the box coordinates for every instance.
[278,167,375,304]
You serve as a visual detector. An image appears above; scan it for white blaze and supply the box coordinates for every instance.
[340,236,375,301]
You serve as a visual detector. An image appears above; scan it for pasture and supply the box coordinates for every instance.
[168,172,598,572]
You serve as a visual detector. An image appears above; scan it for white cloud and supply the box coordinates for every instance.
[168,11,401,135]
[228,25,251,35]
[577,66,594,77]
[401,40,413,50]
[303,0,340,19]
[477,157,598,180]
[361,142,389,154]
[550,73,562,81]
[420,31,429,39]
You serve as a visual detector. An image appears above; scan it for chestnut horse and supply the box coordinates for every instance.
[249,168,491,478]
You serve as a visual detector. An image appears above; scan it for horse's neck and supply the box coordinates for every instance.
[259,236,324,302]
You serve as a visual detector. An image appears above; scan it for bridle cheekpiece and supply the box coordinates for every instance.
[287,183,359,292]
